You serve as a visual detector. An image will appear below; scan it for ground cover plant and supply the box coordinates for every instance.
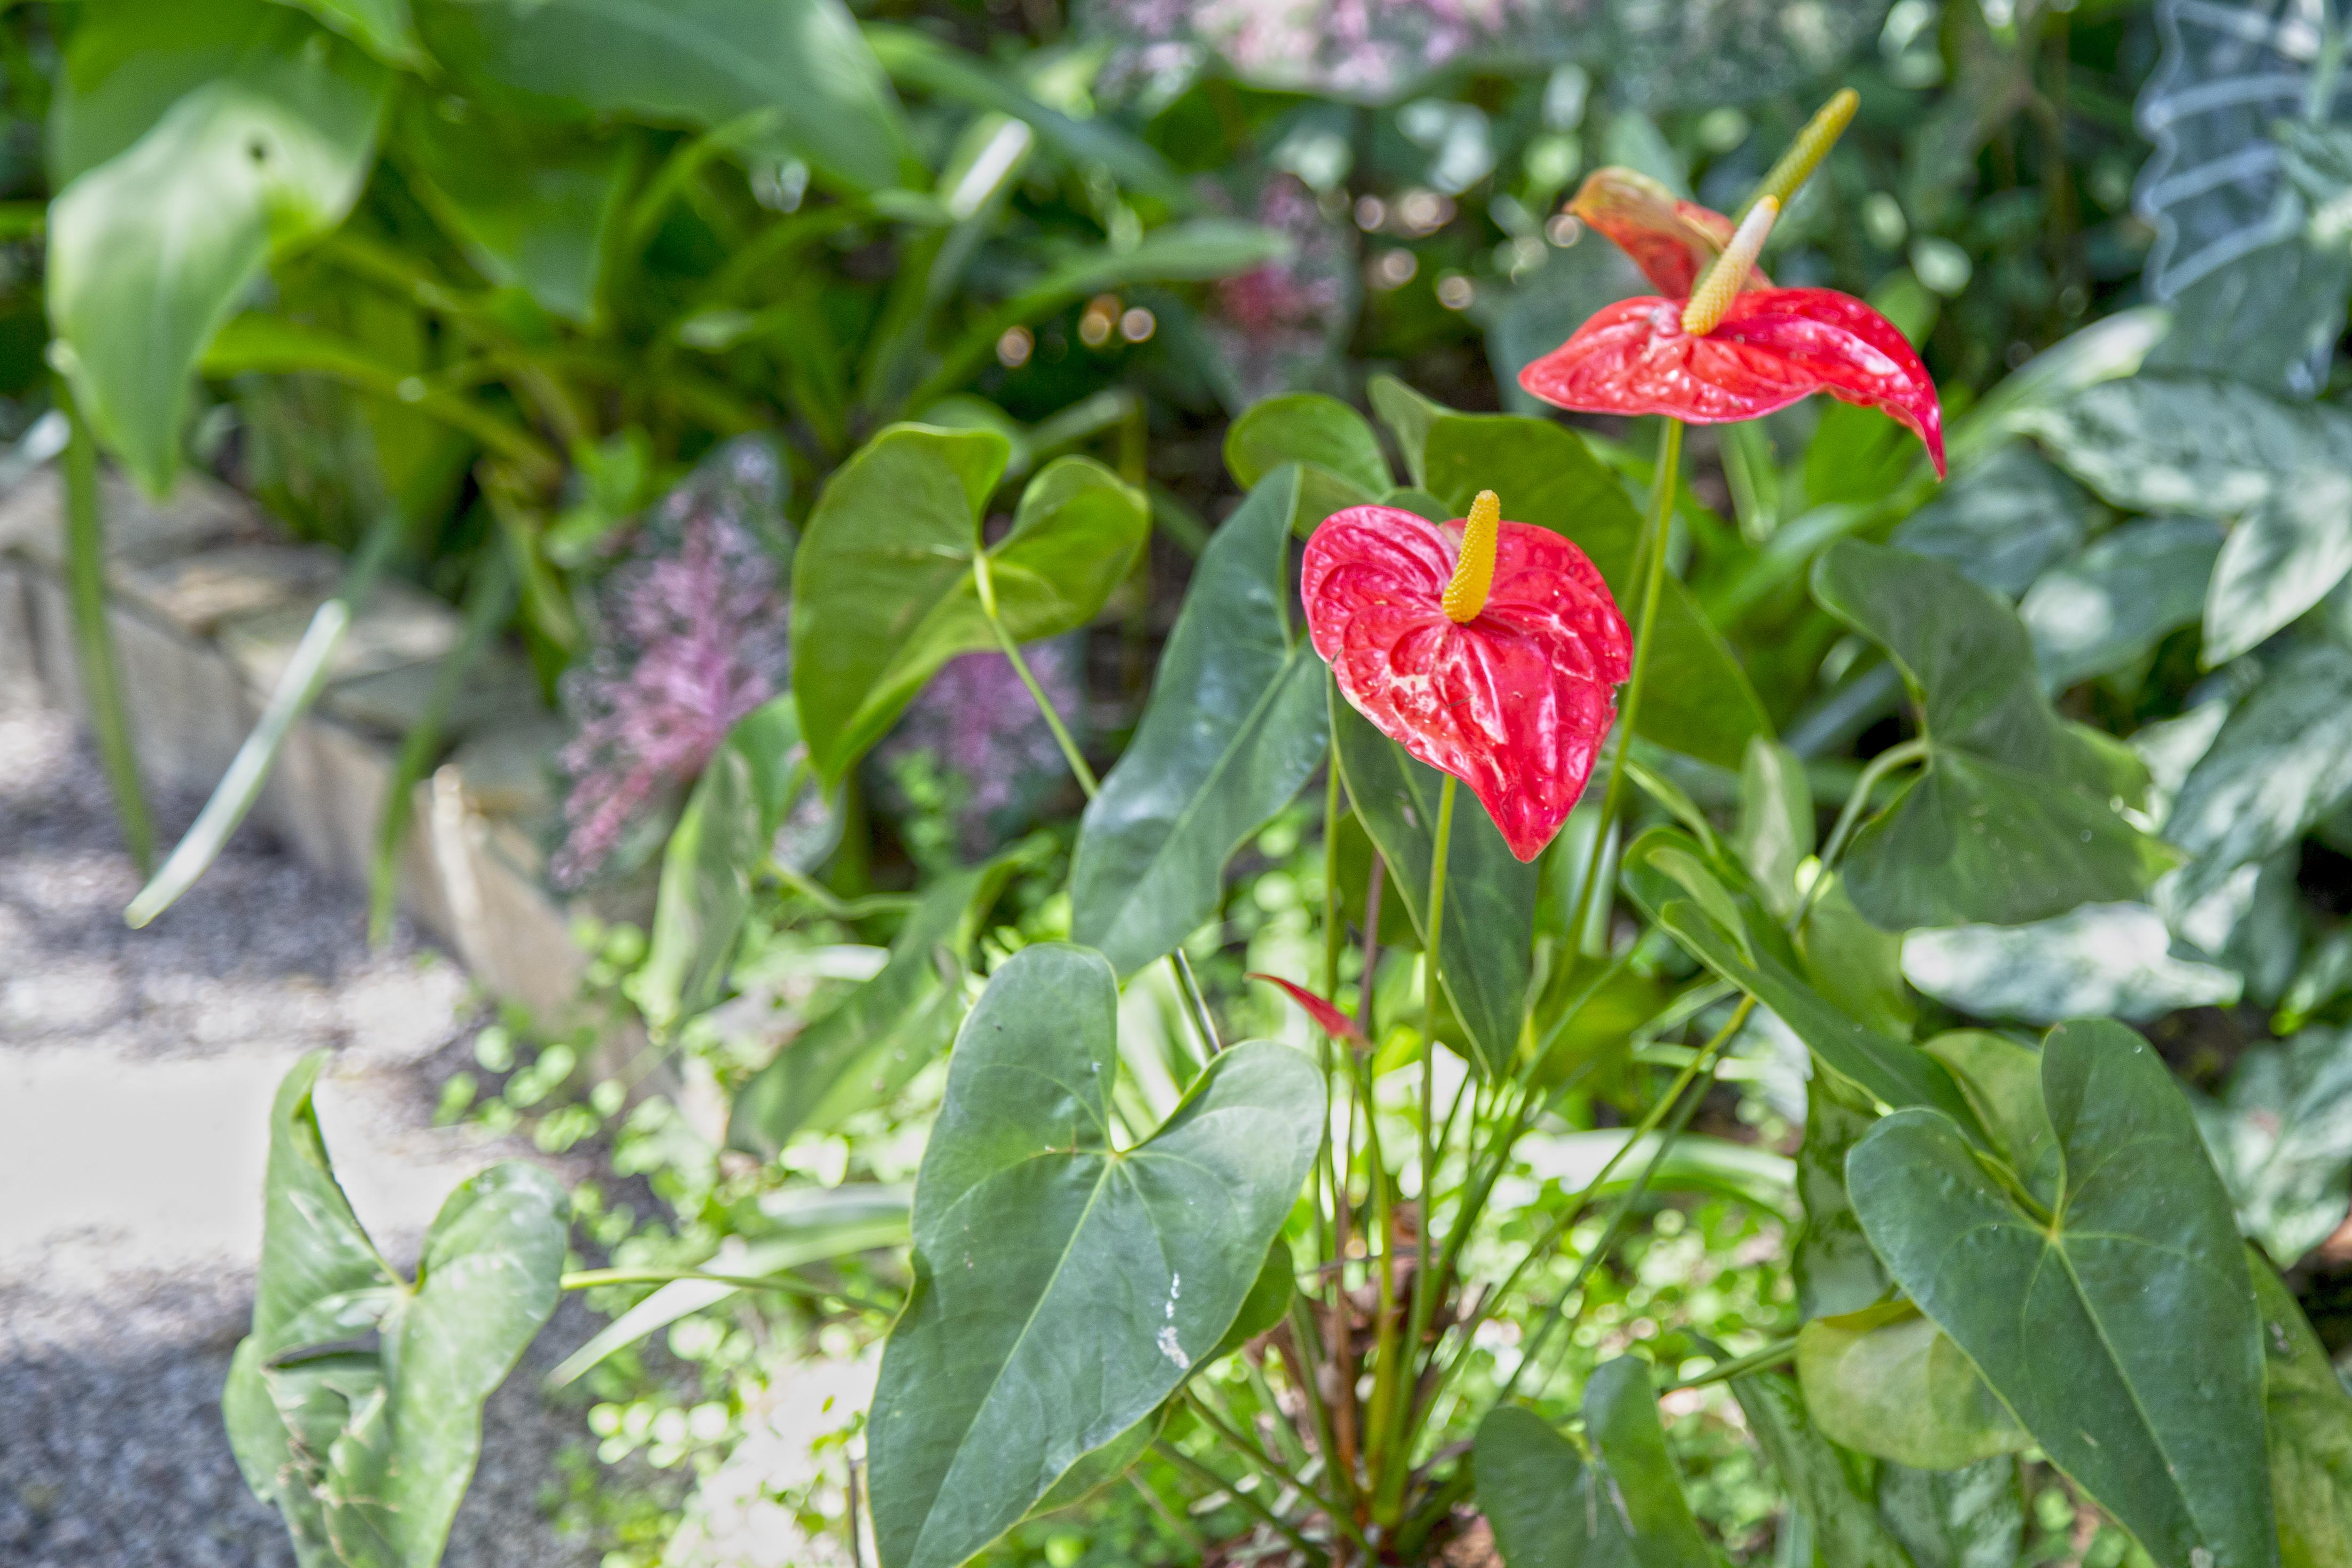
[9,0,2352,1565]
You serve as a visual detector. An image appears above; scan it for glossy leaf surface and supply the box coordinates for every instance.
[1070,470,1329,974]
[1222,392,1391,498]
[1813,541,2176,929]
[867,944,1320,1568]
[48,22,387,492]
[1901,902,2240,1025]
[791,427,1146,783]
[415,0,917,192]
[1305,500,1630,861]
[1849,1020,2275,1568]
[1521,289,1945,477]
[728,852,1024,1156]
[1330,696,1536,1075]
[2164,643,2352,914]
[2020,517,2222,690]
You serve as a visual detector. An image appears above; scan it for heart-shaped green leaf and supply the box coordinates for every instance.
[1889,443,2091,599]
[1330,694,1535,1076]
[866,944,1321,1568]
[636,694,817,1035]
[728,849,1027,1156]
[1848,1019,2275,1568]
[1813,540,2178,929]
[48,19,389,492]
[1796,1302,2029,1471]
[791,428,1147,783]
[1070,468,1330,975]
[225,1053,567,1568]
[414,0,918,193]
[1224,392,1391,496]
[1474,1357,1713,1568]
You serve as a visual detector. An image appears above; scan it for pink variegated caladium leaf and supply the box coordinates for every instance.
[1526,186,1945,477]
[1247,974,1365,1042]
[1302,493,1631,864]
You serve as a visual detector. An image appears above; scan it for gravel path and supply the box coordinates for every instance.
[0,700,601,1568]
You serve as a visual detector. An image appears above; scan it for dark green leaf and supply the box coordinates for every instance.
[791,428,1146,783]
[1920,1030,2057,1202]
[48,25,389,492]
[397,100,632,322]
[1733,1370,1918,1568]
[1070,470,1329,974]
[727,852,1024,1156]
[1735,736,1814,923]
[1797,876,1913,1041]
[2253,1254,2352,1568]
[1223,393,1392,498]
[867,944,1321,1568]
[414,0,917,192]
[1796,1302,2029,1471]
[1367,374,1445,487]
[1208,1236,1295,1364]
[1331,695,1535,1076]
[635,695,814,1035]
[1813,540,2176,929]
[1848,1019,2275,1568]
[1416,405,1769,769]
[1474,1358,1712,1568]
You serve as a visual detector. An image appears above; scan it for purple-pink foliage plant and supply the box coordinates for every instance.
[870,639,1088,867]
[1205,173,1356,406]
[553,438,793,888]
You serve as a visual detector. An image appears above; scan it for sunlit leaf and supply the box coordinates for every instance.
[1796,1302,2029,1471]
[2193,1027,2352,1267]
[791,427,1147,784]
[1900,902,2241,1024]
[1070,469,1329,975]
[2252,1253,2352,1568]
[2021,517,2221,689]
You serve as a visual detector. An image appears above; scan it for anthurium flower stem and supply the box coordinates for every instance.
[1565,417,1685,948]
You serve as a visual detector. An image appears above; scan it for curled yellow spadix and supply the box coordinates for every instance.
[1443,490,1501,623]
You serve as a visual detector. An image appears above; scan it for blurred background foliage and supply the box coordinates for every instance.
[13,0,2352,1563]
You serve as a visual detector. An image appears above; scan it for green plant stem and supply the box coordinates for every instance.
[1565,417,1683,951]
[1317,759,1345,1273]
[1790,734,1929,931]
[558,1267,896,1316]
[368,549,515,945]
[59,385,153,875]
[1370,773,1455,1523]
[1127,1470,1212,1559]
[1661,1333,1800,1391]
[1182,1388,1351,1534]
[127,504,406,928]
[1154,1440,1330,1566]
[1497,998,1752,1404]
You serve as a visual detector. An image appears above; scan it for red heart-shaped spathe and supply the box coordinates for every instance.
[1569,168,1770,298]
[1519,287,1945,477]
[1303,505,1631,863]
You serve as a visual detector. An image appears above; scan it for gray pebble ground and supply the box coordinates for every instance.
[0,700,601,1568]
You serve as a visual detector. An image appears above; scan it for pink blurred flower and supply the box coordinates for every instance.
[553,440,791,888]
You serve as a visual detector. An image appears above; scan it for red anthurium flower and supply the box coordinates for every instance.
[1248,974,1365,1042]
[1303,492,1632,863]
[1525,178,1945,478]
[1569,167,1771,298]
